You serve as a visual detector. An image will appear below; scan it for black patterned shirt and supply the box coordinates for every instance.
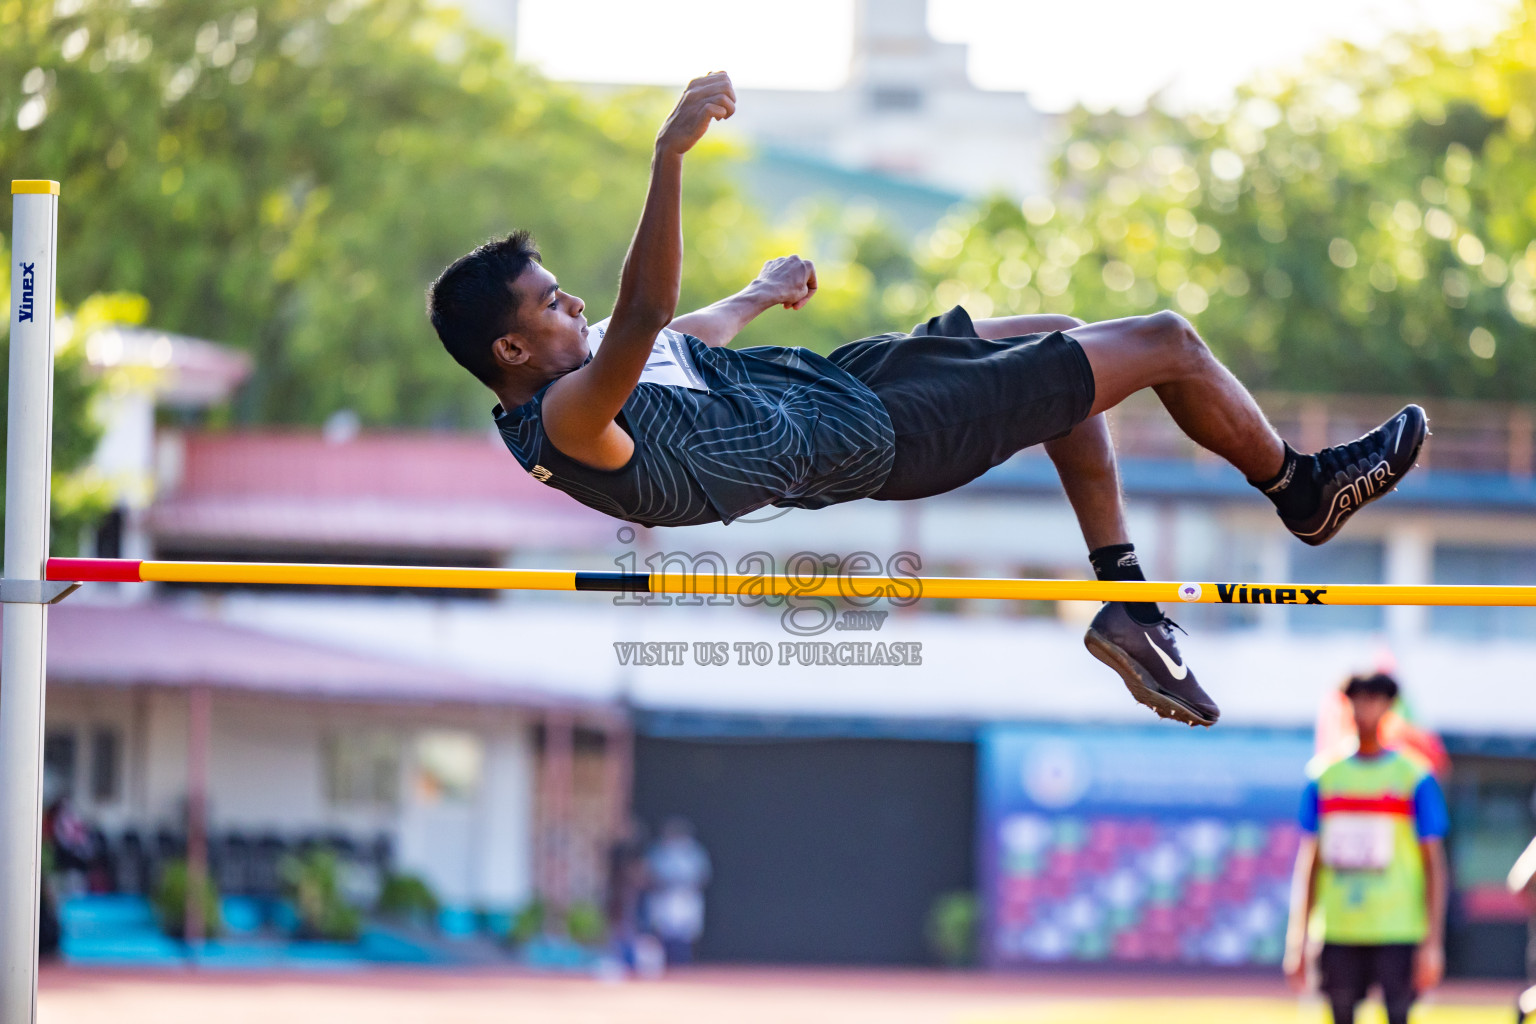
[494,331,895,527]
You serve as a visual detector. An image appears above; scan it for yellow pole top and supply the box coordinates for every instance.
[10,180,60,195]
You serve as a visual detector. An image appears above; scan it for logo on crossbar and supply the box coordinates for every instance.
[1214,584,1329,605]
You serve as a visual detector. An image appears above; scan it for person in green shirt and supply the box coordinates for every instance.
[1284,673,1449,1024]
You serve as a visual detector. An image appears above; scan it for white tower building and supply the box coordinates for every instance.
[466,0,1051,201]
[723,0,1051,198]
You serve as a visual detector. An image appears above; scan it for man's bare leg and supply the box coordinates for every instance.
[1042,415,1130,550]
[974,312,1219,726]
[1038,413,1178,625]
[970,309,1423,725]
[1066,311,1285,483]
[975,309,1425,541]
[1068,310,1426,548]
[974,315,1132,548]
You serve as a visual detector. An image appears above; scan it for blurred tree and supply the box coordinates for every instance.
[912,2,1536,400]
[726,202,916,353]
[0,0,887,427]
[18,0,1528,424]
[0,275,133,553]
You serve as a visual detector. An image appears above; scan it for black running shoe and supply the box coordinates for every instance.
[1280,405,1428,547]
[1084,602,1219,727]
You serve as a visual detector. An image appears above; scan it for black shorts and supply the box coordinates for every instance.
[1318,943,1417,1016]
[827,306,1095,501]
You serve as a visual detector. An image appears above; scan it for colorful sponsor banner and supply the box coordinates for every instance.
[980,725,1313,968]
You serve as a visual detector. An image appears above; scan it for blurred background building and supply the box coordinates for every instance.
[462,0,1048,231]
[11,0,1535,984]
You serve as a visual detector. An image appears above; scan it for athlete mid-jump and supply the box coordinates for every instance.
[427,72,1426,727]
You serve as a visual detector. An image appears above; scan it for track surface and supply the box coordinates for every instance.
[37,965,1517,1024]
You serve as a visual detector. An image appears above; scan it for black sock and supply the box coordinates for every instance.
[1088,543,1162,625]
[1251,442,1321,519]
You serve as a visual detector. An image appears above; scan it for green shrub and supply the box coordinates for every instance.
[377,872,440,924]
[926,891,978,967]
[280,849,361,941]
[565,901,606,947]
[503,899,607,947]
[507,898,545,946]
[152,860,221,940]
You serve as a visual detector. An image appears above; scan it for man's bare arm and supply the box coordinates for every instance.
[1510,834,1536,895]
[668,255,818,347]
[1416,837,1449,990]
[543,73,736,463]
[1283,835,1320,991]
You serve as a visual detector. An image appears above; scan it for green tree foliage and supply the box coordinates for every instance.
[908,4,1536,399]
[0,0,893,426]
[13,0,1529,426]
[717,202,918,354]
[0,272,128,552]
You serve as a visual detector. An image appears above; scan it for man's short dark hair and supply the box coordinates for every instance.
[427,230,541,385]
[1343,672,1400,700]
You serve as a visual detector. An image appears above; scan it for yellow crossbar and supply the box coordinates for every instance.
[43,558,1536,606]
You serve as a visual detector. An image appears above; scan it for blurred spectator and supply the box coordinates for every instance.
[1508,804,1536,1022]
[40,794,98,960]
[42,796,98,897]
[646,817,711,966]
[1284,672,1449,1024]
[37,845,60,960]
[606,816,662,974]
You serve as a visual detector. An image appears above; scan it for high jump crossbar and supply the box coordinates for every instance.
[41,557,1536,606]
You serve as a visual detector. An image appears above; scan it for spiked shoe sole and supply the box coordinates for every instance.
[1084,629,1218,728]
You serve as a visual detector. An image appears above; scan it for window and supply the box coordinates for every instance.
[869,87,923,112]
[43,730,77,803]
[90,727,121,804]
[1289,541,1385,634]
[323,731,401,808]
[412,730,483,804]
[1431,545,1536,639]
[1446,755,1536,927]
[93,507,125,560]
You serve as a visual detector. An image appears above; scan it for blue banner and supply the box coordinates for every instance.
[979,724,1313,968]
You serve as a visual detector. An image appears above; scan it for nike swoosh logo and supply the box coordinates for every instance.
[1392,414,1406,455]
[1144,632,1188,680]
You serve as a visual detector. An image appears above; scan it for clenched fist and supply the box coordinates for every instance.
[753,255,818,310]
[656,71,736,157]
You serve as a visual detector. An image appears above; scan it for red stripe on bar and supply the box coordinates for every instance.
[46,557,143,583]
[1319,795,1414,816]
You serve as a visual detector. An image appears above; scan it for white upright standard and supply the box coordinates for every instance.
[1,180,59,1024]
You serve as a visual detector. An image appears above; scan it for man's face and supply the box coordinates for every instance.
[500,262,588,376]
[1348,692,1393,735]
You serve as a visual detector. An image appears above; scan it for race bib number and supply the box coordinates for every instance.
[587,317,709,392]
[1320,813,1395,871]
